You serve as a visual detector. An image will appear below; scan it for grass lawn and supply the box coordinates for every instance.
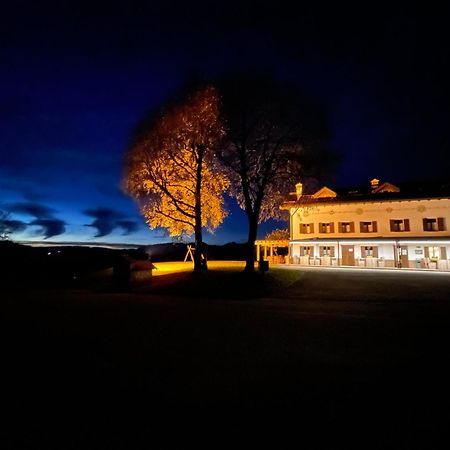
[152,260,248,275]
[146,260,304,299]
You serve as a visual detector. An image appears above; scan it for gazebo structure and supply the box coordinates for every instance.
[255,239,290,264]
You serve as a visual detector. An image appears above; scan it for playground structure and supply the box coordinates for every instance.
[184,245,207,265]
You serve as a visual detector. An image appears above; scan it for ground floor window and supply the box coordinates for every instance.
[300,246,312,256]
[361,246,379,258]
[427,246,440,259]
[320,246,334,256]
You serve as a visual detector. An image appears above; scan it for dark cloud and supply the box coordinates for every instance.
[7,202,55,219]
[29,219,66,239]
[0,219,28,234]
[84,219,116,238]
[116,220,140,235]
[3,202,67,239]
[84,207,132,238]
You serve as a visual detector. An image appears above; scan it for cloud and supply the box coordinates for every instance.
[7,202,55,219]
[29,219,66,239]
[84,207,140,237]
[84,207,124,237]
[3,202,67,239]
[0,219,28,234]
[117,220,140,235]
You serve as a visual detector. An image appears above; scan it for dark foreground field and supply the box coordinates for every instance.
[3,267,450,448]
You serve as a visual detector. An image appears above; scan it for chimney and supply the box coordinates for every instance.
[295,182,303,199]
[370,178,379,191]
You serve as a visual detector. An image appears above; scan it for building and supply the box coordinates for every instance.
[280,179,450,270]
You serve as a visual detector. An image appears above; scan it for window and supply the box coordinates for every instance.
[300,223,314,234]
[301,246,312,256]
[423,217,445,232]
[427,247,440,259]
[361,246,379,258]
[390,219,410,232]
[319,222,334,234]
[339,222,354,233]
[320,246,334,256]
[360,221,377,233]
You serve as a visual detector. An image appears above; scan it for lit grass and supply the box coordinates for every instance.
[152,260,247,276]
[145,260,303,299]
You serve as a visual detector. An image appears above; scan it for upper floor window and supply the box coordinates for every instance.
[423,217,446,232]
[390,219,410,232]
[360,221,377,233]
[319,222,334,234]
[339,222,354,233]
[299,223,314,234]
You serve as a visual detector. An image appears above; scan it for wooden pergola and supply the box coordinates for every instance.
[255,239,290,264]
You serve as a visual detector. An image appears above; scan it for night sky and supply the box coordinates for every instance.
[1,2,450,245]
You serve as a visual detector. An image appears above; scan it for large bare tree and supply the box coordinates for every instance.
[124,86,229,272]
[216,76,332,272]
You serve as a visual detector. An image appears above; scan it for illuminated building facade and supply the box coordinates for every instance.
[281,179,450,270]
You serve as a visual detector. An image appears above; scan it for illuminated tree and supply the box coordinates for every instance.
[124,86,229,272]
[265,228,289,241]
[217,76,331,272]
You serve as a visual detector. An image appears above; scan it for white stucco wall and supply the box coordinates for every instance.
[290,198,450,240]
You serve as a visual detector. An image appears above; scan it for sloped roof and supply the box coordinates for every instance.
[281,180,450,209]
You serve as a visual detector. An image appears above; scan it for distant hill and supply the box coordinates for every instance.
[0,240,248,287]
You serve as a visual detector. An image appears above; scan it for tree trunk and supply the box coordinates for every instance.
[244,214,258,272]
[194,221,205,273]
[193,145,206,273]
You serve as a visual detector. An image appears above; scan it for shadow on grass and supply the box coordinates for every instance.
[137,267,303,300]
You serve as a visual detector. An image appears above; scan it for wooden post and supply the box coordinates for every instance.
[264,245,267,260]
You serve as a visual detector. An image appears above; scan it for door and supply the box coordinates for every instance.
[341,245,355,266]
[400,246,409,268]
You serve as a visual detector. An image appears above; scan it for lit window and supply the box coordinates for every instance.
[300,223,314,234]
[390,219,409,232]
[423,218,439,231]
[360,221,375,233]
[427,247,440,259]
[340,222,351,233]
[320,223,332,233]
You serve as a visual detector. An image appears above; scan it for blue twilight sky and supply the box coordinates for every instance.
[1,2,450,245]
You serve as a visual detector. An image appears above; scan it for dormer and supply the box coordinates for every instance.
[312,186,337,199]
[374,181,400,193]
